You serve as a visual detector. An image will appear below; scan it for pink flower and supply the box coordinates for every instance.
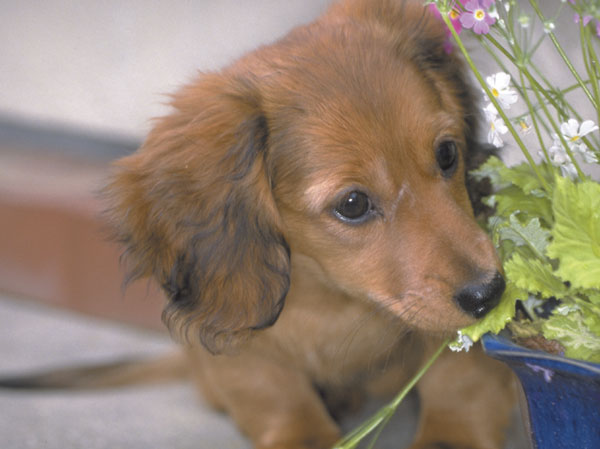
[428,3,463,54]
[574,13,593,26]
[566,0,600,39]
[572,13,600,40]
[428,3,463,34]
[460,0,496,35]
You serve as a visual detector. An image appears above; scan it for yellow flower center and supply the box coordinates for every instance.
[475,9,485,21]
[492,88,499,97]
[571,135,580,142]
[449,8,460,20]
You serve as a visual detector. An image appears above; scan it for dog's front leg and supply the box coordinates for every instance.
[410,342,516,449]
[188,348,340,449]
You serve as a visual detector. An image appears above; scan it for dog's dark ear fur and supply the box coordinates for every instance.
[104,74,290,354]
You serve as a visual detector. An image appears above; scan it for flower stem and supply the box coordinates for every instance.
[524,69,586,179]
[332,340,448,449]
[528,0,599,111]
[582,23,600,135]
[479,39,552,144]
[518,70,548,162]
[484,31,585,178]
[441,15,551,192]
[485,34,568,119]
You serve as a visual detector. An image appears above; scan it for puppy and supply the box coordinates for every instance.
[105,1,516,448]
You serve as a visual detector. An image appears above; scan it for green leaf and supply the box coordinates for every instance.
[504,252,568,299]
[459,281,524,343]
[496,233,518,262]
[575,299,600,339]
[542,309,600,363]
[498,214,551,257]
[587,293,600,306]
[494,185,553,225]
[470,158,553,195]
[546,177,600,290]
[499,161,552,195]
[470,156,508,188]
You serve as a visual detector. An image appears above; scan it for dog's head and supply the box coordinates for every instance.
[105,0,504,354]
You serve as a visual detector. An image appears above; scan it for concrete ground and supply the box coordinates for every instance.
[0,294,250,449]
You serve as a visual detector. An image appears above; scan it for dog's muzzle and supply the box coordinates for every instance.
[454,272,506,319]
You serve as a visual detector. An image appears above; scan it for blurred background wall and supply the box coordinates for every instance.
[0,0,331,140]
[0,0,330,328]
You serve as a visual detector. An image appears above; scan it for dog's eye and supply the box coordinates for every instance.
[334,191,372,222]
[436,140,458,177]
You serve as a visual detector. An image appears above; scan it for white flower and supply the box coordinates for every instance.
[518,117,532,135]
[560,118,599,156]
[449,331,474,352]
[555,304,580,316]
[543,21,556,34]
[523,295,544,311]
[543,119,598,178]
[484,103,508,147]
[518,14,531,28]
[547,136,578,179]
[580,148,599,164]
[522,295,544,318]
[485,72,518,109]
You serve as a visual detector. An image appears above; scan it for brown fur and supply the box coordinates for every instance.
[104,1,516,448]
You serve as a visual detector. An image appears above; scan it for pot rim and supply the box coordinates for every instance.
[481,333,600,377]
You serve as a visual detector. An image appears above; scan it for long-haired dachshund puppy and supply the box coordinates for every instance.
[105,0,516,448]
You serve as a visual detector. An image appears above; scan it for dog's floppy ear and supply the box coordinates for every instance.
[104,73,290,354]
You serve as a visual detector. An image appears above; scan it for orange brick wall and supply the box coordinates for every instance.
[0,150,165,330]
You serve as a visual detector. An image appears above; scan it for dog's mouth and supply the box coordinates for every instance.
[368,270,506,334]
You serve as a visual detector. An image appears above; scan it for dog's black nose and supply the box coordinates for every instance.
[454,272,505,318]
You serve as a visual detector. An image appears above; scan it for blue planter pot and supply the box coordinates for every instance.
[481,333,600,449]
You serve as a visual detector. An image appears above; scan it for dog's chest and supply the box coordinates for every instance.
[270,289,411,388]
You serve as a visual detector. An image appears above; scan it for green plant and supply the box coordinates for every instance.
[436,0,600,363]
[333,1,600,447]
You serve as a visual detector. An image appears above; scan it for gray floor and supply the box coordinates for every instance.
[0,294,420,449]
[0,294,528,449]
[0,295,250,449]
